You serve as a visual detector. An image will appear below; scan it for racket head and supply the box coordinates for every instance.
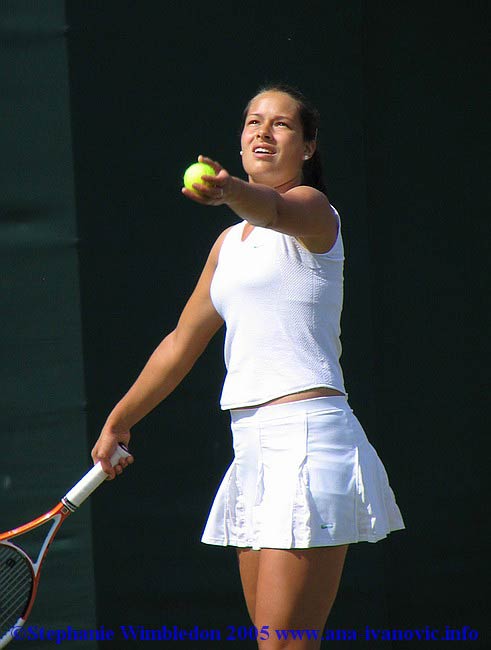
[0,542,35,647]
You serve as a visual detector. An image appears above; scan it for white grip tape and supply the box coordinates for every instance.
[63,444,131,508]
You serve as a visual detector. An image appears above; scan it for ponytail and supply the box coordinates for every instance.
[302,149,328,195]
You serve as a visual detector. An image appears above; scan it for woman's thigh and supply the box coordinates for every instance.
[237,547,261,622]
[254,545,348,648]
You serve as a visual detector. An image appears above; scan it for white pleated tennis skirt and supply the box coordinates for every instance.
[201,396,405,549]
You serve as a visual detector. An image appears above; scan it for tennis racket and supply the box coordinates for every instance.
[0,443,131,648]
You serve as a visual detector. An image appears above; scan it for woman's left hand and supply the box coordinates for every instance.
[181,155,233,206]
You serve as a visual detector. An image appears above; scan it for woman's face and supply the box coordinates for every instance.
[240,91,315,191]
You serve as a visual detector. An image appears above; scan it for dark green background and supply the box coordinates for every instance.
[1,1,488,648]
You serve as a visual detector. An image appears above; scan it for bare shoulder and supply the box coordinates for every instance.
[282,186,338,254]
[173,228,235,341]
[284,185,335,219]
[208,225,235,266]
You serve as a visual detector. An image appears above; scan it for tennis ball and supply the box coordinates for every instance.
[183,162,216,193]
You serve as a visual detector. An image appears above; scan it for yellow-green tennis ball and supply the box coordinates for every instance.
[183,162,216,193]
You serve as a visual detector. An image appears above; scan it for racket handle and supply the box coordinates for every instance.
[63,444,131,509]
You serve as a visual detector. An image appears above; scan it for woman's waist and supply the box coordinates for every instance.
[233,387,344,410]
[230,388,349,424]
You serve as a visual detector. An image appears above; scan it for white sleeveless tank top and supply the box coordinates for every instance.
[210,207,346,409]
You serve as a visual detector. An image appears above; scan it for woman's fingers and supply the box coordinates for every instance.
[182,159,230,205]
[198,154,221,173]
[91,430,132,480]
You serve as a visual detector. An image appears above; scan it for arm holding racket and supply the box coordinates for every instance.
[0,444,131,649]
[91,232,227,476]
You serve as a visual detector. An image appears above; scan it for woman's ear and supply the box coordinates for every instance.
[303,141,316,160]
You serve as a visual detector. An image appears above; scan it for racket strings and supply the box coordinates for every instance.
[0,545,33,634]
[1,565,31,620]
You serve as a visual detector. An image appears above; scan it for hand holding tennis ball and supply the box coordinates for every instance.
[182,156,230,205]
[183,161,216,195]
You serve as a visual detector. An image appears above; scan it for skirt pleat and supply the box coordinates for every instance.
[201,397,405,549]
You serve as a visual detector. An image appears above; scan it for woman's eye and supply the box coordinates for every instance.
[276,121,289,127]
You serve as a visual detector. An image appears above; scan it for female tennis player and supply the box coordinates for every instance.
[92,84,405,649]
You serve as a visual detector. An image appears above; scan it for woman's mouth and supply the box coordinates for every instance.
[253,146,276,157]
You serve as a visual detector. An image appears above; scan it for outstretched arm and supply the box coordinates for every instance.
[182,155,338,253]
[92,228,230,477]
